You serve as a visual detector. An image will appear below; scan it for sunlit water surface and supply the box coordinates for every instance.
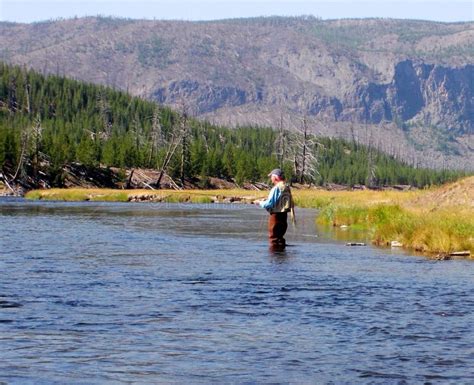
[1,198,473,384]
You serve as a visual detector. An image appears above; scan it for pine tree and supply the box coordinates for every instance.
[76,133,96,167]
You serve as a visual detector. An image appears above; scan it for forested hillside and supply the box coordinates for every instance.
[1,16,472,169]
[0,63,468,190]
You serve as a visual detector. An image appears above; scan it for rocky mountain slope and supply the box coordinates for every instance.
[1,16,472,168]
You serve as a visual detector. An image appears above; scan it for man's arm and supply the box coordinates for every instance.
[259,186,281,210]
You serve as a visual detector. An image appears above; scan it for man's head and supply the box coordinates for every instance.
[268,168,285,184]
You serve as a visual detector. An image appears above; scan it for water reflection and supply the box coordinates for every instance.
[268,247,289,261]
[316,223,371,244]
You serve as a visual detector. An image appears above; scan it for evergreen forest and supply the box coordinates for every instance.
[0,63,468,189]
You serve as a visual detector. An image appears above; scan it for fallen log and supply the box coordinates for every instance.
[449,250,471,257]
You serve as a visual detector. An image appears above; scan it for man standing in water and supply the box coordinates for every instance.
[258,169,294,250]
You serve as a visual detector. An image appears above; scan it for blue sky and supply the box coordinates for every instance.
[1,0,472,23]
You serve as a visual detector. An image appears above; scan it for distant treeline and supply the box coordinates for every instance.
[0,63,468,188]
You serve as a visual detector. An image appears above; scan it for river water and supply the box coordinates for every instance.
[1,198,473,384]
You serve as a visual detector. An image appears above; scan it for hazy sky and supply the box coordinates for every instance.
[0,0,472,23]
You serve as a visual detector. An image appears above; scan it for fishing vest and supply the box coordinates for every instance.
[269,182,293,214]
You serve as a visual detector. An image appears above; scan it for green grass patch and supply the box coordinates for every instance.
[26,189,90,201]
[317,202,473,255]
[89,192,129,202]
[293,194,333,209]
[189,195,214,204]
[26,188,129,202]
[25,190,42,200]
[317,204,369,228]
[160,194,214,204]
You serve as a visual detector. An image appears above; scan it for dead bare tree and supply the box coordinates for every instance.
[148,107,163,166]
[293,115,313,183]
[274,111,288,169]
[288,115,324,184]
[12,128,29,181]
[178,104,191,187]
[12,114,42,184]
[155,112,187,189]
[97,91,112,139]
[366,131,377,188]
[25,83,31,115]
[349,121,357,147]
[132,114,143,153]
[156,140,179,188]
[125,114,144,183]
[31,115,43,182]
[7,75,19,114]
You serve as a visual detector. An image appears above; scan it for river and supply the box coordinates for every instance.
[1,198,473,384]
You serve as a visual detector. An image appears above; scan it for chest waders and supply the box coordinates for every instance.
[268,183,296,250]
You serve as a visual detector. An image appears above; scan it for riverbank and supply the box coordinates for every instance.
[24,177,473,258]
[298,178,473,258]
[24,188,267,204]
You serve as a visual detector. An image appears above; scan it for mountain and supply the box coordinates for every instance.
[1,16,472,169]
[2,63,467,192]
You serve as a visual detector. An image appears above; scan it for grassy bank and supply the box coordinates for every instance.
[306,178,473,257]
[25,178,473,257]
[25,188,267,204]
[317,203,473,256]
[26,189,131,202]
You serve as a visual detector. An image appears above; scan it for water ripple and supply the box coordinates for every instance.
[1,199,473,384]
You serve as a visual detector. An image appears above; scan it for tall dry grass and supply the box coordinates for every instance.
[313,188,473,256]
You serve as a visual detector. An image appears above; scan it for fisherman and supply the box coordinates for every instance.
[257,168,295,250]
